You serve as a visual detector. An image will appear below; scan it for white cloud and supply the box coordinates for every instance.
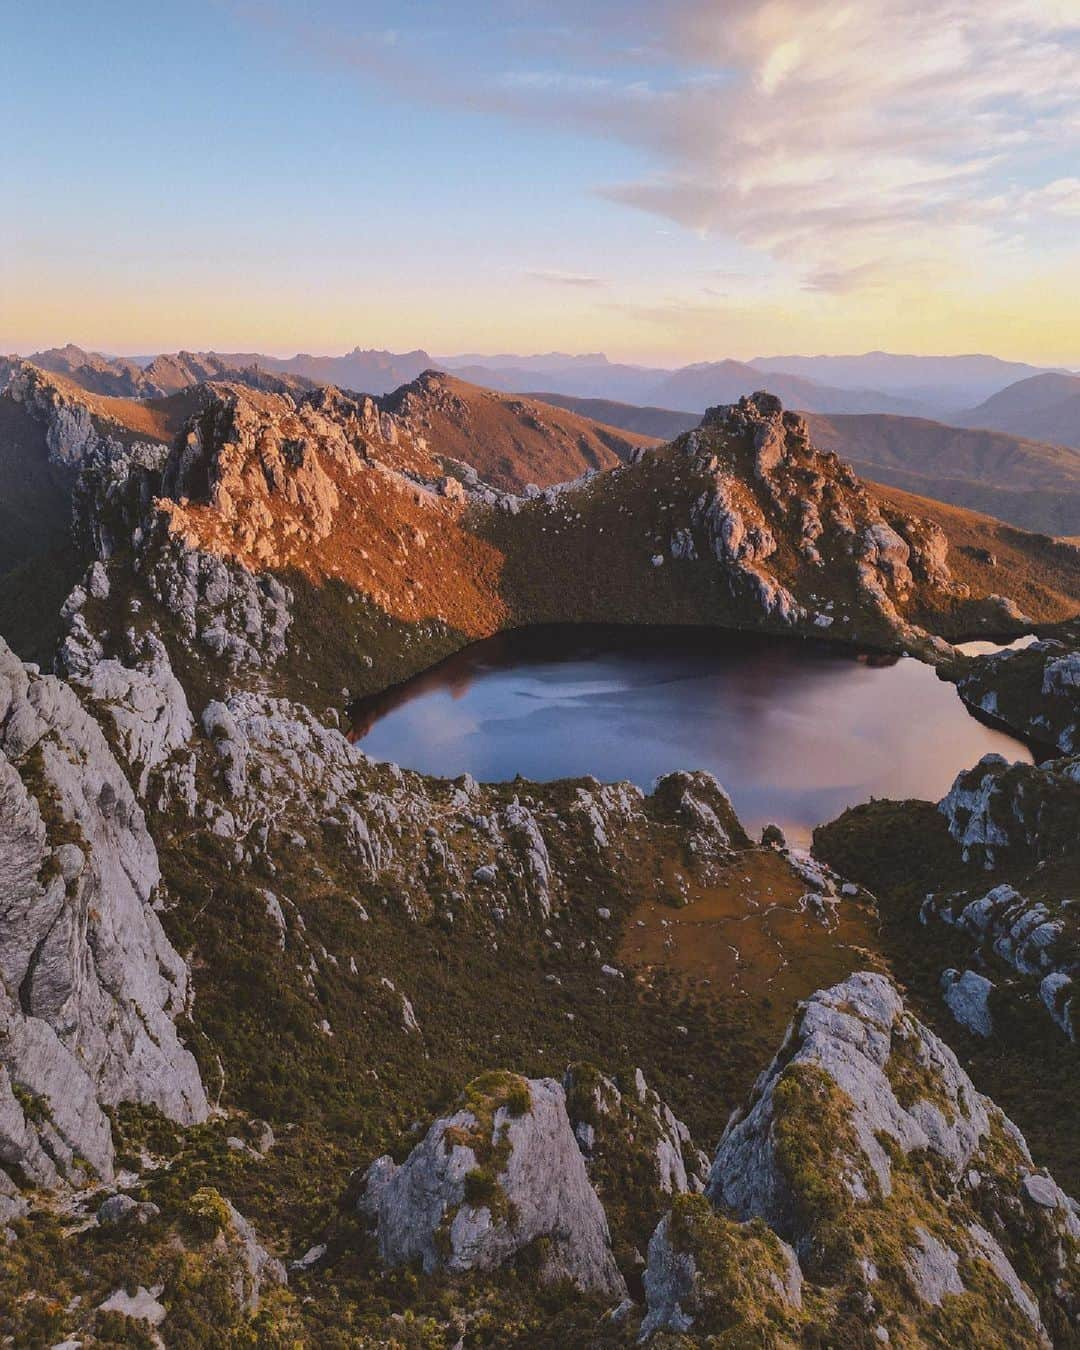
[580,1,1080,287]
[235,1,1080,292]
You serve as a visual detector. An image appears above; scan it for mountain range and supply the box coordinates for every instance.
[959,373,1080,449]
[12,343,1076,424]
[7,344,1080,540]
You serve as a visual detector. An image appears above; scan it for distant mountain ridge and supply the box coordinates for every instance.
[806,412,1080,537]
[524,392,699,441]
[380,371,657,493]
[19,343,1075,421]
[959,372,1080,448]
[748,351,1068,409]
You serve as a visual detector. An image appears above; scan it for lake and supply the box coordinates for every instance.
[350,625,1033,845]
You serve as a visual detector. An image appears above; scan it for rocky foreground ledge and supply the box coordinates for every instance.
[355,972,1078,1345]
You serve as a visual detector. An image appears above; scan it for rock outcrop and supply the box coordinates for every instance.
[688,972,1079,1344]
[928,755,1079,1041]
[954,625,1080,755]
[640,1196,803,1341]
[938,752,1080,868]
[565,1063,708,1202]
[359,1072,626,1297]
[562,1063,709,1267]
[0,636,207,1198]
[678,393,964,644]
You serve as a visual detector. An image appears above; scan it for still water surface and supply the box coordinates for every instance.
[351,626,1033,845]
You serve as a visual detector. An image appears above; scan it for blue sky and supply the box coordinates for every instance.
[4,1,1080,363]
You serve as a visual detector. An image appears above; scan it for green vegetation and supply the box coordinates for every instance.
[771,1063,867,1279]
[664,1193,805,1345]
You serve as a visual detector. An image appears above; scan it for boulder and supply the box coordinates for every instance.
[360,1072,626,1297]
[940,968,995,1037]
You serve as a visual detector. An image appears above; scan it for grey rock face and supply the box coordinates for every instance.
[0,637,207,1197]
[702,971,1076,1339]
[97,1284,166,1330]
[1040,972,1075,1041]
[7,363,101,469]
[923,764,1079,1041]
[639,1213,698,1338]
[147,538,292,671]
[96,1193,160,1227]
[360,1075,626,1297]
[7,361,173,563]
[708,973,995,1234]
[564,1064,708,1201]
[955,634,1080,756]
[906,1226,964,1306]
[222,1198,288,1311]
[58,601,194,796]
[639,1204,802,1341]
[940,968,995,1037]
[937,753,1080,868]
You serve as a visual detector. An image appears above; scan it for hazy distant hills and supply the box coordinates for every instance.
[445,349,1073,419]
[748,351,1065,411]
[806,413,1080,538]
[959,372,1080,449]
[9,345,434,399]
[11,342,1076,426]
[443,354,928,416]
[649,359,927,417]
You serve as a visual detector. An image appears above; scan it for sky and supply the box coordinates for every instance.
[3,0,1080,365]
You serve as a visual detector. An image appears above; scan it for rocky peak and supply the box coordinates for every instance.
[674,391,963,645]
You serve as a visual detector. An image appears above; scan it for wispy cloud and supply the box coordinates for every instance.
[525,269,607,289]
[590,1,1080,287]
[229,1,1080,293]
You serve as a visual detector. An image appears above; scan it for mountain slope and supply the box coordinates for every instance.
[528,395,1080,538]
[382,371,658,492]
[807,412,1080,536]
[525,391,698,440]
[867,482,1080,624]
[961,372,1080,448]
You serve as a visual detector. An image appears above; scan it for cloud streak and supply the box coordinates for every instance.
[232,1,1080,293]
[526,270,607,288]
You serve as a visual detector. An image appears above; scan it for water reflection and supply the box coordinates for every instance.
[351,625,1033,845]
